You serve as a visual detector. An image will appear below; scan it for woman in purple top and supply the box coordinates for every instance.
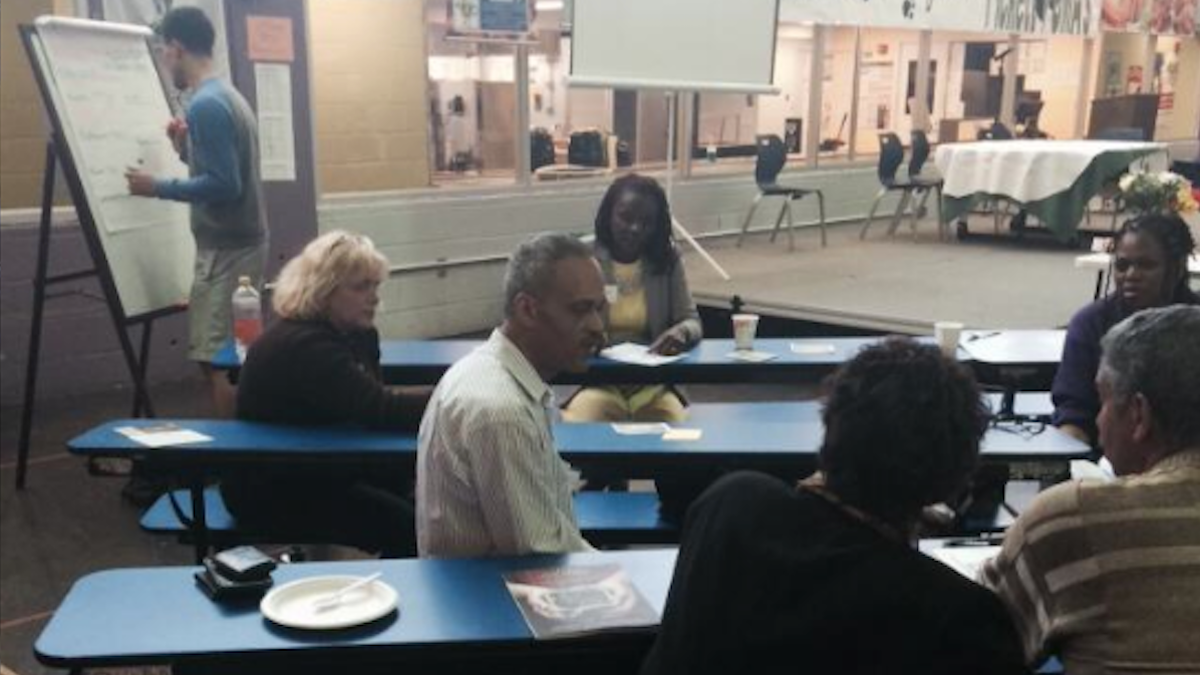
[1052,213,1197,446]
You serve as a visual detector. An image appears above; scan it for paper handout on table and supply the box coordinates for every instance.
[657,425,700,441]
[599,342,686,367]
[725,349,778,363]
[928,544,1000,582]
[504,564,659,639]
[612,423,671,436]
[790,342,837,356]
[115,423,213,448]
[662,428,703,442]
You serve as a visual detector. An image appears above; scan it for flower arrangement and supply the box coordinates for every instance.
[1117,171,1198,215]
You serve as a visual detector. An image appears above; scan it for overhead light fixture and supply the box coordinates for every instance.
[536,0,564,10]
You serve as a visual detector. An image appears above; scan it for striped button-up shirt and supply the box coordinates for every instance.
[416,329,593,558]
[980,448,1200,674]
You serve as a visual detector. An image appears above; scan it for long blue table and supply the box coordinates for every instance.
[35,549,677,672]
[70,411,1087,468]
[687,393,1055,425]
[216,337,902,385]
[214,332,1065,386]
[71,411,1086,560]
[34,545,1067,673]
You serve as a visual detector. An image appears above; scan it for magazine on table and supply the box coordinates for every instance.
[503,563,659,639]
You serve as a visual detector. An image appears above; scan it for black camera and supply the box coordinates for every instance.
[195,546,276,601]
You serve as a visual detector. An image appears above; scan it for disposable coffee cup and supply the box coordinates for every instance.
[732,313,760,351]
[934,321,964,357]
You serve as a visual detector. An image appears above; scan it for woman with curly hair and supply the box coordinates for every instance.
[1053,213,1198,447]
[643,339,1026,675]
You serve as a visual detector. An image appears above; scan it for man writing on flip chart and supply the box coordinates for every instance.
[125,6,267,422]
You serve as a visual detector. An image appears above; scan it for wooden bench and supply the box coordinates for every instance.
[142,487,680,550]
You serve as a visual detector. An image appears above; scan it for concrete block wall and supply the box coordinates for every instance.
[308,0,431,193]
[1,0,55,210]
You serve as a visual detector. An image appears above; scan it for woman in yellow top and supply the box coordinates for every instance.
[564,173,702,423]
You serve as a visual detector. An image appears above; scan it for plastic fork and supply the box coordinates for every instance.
[312,572,382,612]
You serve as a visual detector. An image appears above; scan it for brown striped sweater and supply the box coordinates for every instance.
[980,449,1200,674]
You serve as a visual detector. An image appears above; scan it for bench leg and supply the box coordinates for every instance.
[736,193,764,247]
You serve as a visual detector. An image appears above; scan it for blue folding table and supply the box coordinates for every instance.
[214,331,1065,388]
[70,412,1088,560]
[35,545,1067,673]
[35,549,676,673]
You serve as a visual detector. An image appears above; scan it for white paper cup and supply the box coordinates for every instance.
[934,321,964,357]
[732,313,760,351]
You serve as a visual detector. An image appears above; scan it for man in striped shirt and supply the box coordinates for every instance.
[981,305,1200,674]
[416,233,607,558]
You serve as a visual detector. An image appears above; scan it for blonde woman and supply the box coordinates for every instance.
[223,230,427,557]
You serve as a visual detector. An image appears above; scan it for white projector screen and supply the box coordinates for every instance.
[569,0,780,94]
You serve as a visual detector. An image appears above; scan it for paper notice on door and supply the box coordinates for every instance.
[255,63,296,181]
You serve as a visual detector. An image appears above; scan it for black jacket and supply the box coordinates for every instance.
[642,471,1029,675]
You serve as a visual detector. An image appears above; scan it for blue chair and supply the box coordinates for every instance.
[907,129,946,238]
[736,134,826,251]
[860,132,944,241]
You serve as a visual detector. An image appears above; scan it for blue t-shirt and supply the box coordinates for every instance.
[155,78,266,249]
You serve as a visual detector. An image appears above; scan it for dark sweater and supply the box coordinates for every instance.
[641,472,1029,675]
[1052,290,1199,444]
[236,318,421,431]
[223,319,424,546]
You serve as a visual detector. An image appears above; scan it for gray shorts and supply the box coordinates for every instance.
[189,244,267,363]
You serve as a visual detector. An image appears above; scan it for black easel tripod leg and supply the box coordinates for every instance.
[131,320,156,418]
[16,143,58,489]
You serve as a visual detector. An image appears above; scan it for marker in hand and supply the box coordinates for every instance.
[125,160,155,197]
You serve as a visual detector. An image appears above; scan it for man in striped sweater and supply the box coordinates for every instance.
[981,305,1200,674]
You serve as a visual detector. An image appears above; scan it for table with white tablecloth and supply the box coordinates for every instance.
[935,140,1168,241]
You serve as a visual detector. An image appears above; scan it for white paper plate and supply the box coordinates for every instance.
[260,575,398,630]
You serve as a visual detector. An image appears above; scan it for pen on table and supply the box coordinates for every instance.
[966,331,1002,343]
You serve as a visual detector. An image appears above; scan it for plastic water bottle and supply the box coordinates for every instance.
[231,276,262,363]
